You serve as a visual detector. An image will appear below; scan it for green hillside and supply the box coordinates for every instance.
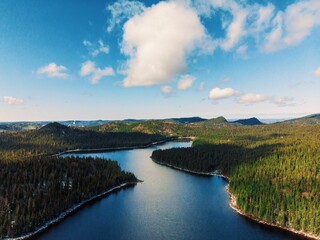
[283,114,320,124]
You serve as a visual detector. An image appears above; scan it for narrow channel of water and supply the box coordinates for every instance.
[38,141,306,240]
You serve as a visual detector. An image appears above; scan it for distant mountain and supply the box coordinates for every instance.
[207,116,228,124]
[95,120,178,136]
[0,122,43,131]
[38,122,74,136]
[59,120,110,127]
[198,116,229,127]
[169,117,207,124]
[232,117,263,126]
[121,117,207,124]
[122,119,147,123]
[282,114,320,124]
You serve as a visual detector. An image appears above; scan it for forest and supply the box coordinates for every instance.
[1,120,319,238]
[0,156,137,238]
[0,122,166,162]
[151,123,320,236]
[0,122,164,238]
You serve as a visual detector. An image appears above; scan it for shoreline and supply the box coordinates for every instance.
[152,159,319,240]
[5,137,174,239]
[5,181,141,240]
[52,136,178,157]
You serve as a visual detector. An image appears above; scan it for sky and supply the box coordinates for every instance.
[0,0,319,121]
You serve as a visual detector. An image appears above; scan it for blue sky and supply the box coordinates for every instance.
[0,0,319,121]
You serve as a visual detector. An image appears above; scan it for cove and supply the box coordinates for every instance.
[37,141,307,240]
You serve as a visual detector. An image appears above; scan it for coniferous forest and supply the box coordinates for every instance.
[0,156,136,238]
[1,120,319,238]
[151,123,320,236]
[0,122,162,238]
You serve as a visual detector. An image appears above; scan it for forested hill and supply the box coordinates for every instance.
[91,120,181,136]
[282,114,320,124]
[231,117,263,126]
[151,124,320,237]
[0,122,167,162]
[0,121,162,238]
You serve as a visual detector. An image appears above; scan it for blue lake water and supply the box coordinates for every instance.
[38,141,306,240]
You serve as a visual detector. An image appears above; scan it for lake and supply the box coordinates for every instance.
[37,141,306,240]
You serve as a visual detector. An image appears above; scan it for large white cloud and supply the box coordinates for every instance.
[121,1,209,87]
[3,96,24,105]
[177,75,196,90]
[209,87,240,100]
[80,61,115,84]
[37,63,68,78]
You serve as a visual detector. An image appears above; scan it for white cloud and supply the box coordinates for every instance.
[238,93,268,104]
[177,75,196,90]
[161,85,174,97]
[314,67,320,77]
[272,96,295,106]
[209,87,240,100]
[83,39,110,57]
[3,96,23,105]
[191,0,320,53]
[37,63,68,78]
[236,44,248,58]
[262,0,320,52]
[208,86,294,106]
[220,4,248,51]
[83,40,92,47]
[107,0,146,32]
[80,61,115,84]
[197,82,206,91]
[121,1,210,87]
[251,3,275,33]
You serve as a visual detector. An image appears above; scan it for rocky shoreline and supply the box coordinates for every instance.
[5,181,140,240]
[152,159,319,240]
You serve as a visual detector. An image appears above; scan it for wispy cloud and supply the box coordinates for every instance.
[314,66,320,77]
[220,77,231,84]
[261,0,320,52]
[177,75,196,90]
[37,63,68,78]
[191,0,320,53]
[107,0,146,32]
[3,96,24,105]
[197,82,206,91]
[161,85,174,97]
[80,61,115,84]
[83,39,109,57]
[290,80,315,88]
[236,45,248,59]
[271,96,295,107]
